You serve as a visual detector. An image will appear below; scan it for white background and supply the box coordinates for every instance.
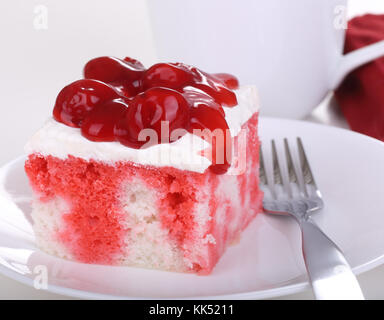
[0,0,384,299]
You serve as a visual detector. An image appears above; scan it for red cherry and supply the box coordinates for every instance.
[182,88,225,117]
[81,99,129,142]
[213,73,239,90]
[115,87,189,148]
[191,68,238,107]
[142,63,194,90]
[194,82,237,107]
[54,56,240,174]
[53,79,121,128]
[84,56,144,97]
[123,57,145,70]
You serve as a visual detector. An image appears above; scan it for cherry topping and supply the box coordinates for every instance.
[84,56,144,97]
[213,73,239,90]
[142,63,194,90]
[115,87,189,148]
[182,88,225,117]
[81,99,129,142]
[53,79,121,128]
[144,63,238,107]
[189,105,232,174]
[123,57,145,70]
[190,67,238,107]
[54,56,240,174]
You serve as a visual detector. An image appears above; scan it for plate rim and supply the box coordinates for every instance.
[1,117,384,299]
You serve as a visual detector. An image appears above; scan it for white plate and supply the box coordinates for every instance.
[1,117,384,300]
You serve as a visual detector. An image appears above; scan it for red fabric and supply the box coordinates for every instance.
[334,14,384,141]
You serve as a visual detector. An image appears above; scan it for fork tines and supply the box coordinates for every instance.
[259,138,320,200]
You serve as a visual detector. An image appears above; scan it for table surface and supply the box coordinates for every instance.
[1,0,384,300]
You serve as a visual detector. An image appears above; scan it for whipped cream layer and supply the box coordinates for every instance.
[25,85,259,173]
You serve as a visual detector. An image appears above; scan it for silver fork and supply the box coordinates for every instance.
[260,138,364,300]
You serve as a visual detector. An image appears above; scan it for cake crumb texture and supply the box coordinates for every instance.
[24,113,262,274]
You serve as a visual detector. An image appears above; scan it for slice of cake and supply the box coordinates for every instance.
[24,57,263,274]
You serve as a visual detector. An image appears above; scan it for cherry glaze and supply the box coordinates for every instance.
[188,104,232,174]
[213,73,240,90]
[53,79,121,127]
[53,57,239,173]
[81,99,129,142]
[115,88,189,148]
[84,56,144,98]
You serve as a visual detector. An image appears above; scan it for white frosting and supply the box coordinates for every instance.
[25,85,259,173]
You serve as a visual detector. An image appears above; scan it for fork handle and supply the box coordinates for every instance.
[299,217,364,300]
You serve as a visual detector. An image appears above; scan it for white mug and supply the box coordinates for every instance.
[147,0,384,119]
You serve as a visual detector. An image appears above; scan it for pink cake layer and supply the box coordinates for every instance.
[25,113,262,274]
